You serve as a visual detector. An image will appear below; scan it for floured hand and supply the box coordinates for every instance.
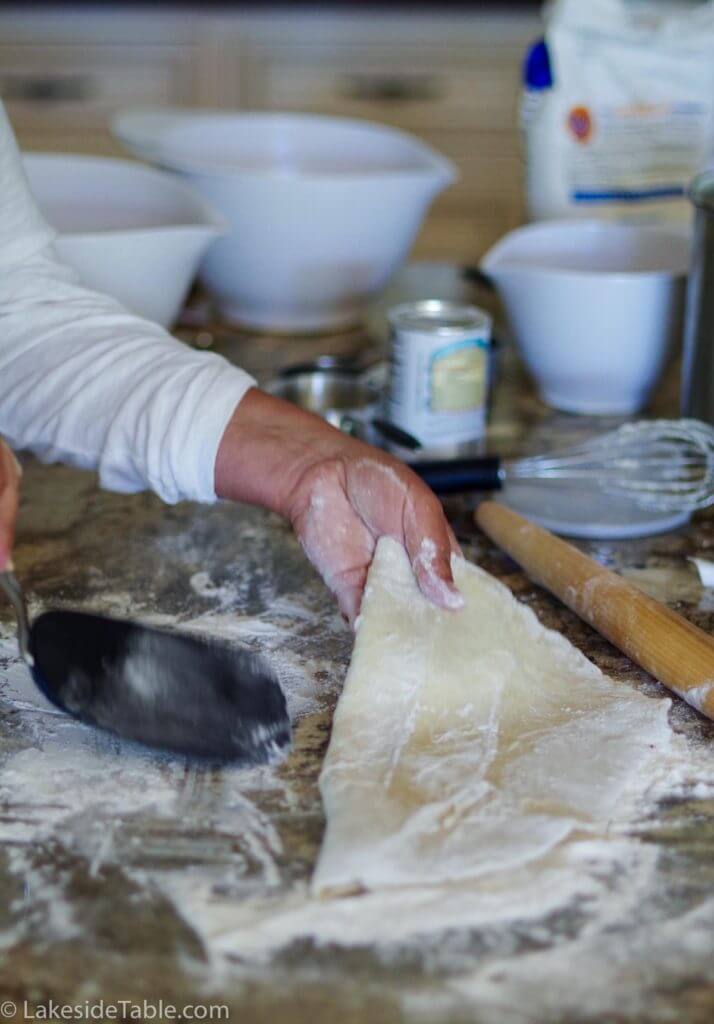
[0,438,20,571]
[215,388,463,623]
[288,451,463,623]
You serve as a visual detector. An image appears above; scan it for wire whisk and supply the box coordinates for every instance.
[413,419,714,512]
[507,419,714,513]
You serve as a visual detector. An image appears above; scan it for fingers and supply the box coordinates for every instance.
[403,485,464,612]
[333,565,369,626]
[0,442,20,572]
[292,450,464,623]
[342,453,464,613]
[292,467,374,628]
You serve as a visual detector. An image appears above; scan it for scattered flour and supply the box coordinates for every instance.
[427,896,714,1024]
[190,572,240,609]
[0,560,713,1022]
[675,680,714,716]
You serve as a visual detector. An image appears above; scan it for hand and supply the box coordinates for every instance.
[215,388,463,623]
[0,439,21,572]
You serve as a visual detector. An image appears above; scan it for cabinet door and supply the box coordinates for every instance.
[1,43,198,155]
[260,53,522,134]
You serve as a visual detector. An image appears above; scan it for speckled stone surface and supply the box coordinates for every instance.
[1,273,713,1023]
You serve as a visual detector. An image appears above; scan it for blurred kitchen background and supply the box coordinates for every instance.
[0,1,545,265]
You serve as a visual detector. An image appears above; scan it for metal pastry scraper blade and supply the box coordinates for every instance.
[29,610,291,762]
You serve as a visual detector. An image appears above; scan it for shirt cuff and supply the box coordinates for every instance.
[160,359,256,505]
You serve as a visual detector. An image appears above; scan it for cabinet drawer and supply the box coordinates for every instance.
[257,49,523,133]
[0,44,197,137]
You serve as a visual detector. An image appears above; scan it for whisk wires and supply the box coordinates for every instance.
[508,419,714,513]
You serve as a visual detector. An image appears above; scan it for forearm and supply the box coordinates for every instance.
[215,388,392,518]
[216,389,334,513]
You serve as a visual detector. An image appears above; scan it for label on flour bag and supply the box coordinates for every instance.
[387,300,492,448]
[522,0,714,226]
[565,101,709,213]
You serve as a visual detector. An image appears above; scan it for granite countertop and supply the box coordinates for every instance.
[1,271,713,1023]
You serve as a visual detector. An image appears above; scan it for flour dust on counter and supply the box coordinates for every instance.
[161,537,714,1021]
[1,523,714,1022]
[0,570,344,954]
[174,545,713,943]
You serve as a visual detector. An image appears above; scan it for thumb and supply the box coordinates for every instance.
[411,536,465,611]
[403,490,464,611]
[331,564,368,627]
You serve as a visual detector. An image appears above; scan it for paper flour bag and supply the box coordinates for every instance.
[523,0,714,225]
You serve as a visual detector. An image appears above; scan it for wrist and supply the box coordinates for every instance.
[214,387,346,518]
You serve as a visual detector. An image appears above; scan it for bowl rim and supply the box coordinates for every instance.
[110,107,457,185]
[480,218,691,281]
[22,150,227,237]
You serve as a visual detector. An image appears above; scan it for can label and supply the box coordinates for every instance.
[388,302,491,447]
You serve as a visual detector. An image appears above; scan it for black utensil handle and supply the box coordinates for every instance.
[411,456,503,495]
[372,418,423,451]
[462,266,496,293]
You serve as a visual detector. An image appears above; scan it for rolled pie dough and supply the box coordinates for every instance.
[313,538,672,895]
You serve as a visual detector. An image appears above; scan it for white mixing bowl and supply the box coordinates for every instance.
[111,109,456,332]
[23,153,224,327]
[481,220,691,415]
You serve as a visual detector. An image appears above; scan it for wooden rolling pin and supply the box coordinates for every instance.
[475,500,714,721]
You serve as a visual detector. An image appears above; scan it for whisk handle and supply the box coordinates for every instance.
[476,500,714,721]
[412,456,503,495]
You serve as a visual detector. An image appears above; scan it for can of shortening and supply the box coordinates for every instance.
[387,300,493,451]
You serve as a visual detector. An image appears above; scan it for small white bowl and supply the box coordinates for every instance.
[23,153,225,327]
[111,109,456,333]
[481,220,691,415]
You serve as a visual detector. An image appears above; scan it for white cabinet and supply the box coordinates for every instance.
[0,6,539,261]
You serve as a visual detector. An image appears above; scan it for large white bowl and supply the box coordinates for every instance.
[23,153,224,327]
[481,220,691,415]
[111,109,456,332]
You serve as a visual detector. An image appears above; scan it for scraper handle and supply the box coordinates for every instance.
[475,500,714,721]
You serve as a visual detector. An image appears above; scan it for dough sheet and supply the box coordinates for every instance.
[313,538,672,895]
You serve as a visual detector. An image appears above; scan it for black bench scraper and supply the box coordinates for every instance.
[0,571,290,763]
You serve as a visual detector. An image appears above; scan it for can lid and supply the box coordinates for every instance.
[388,299,491,336]
[690,170,714,213]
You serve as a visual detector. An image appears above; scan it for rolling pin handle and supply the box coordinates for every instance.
[475,500,714,722]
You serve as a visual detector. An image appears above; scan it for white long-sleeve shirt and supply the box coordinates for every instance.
[0,101,255,504]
